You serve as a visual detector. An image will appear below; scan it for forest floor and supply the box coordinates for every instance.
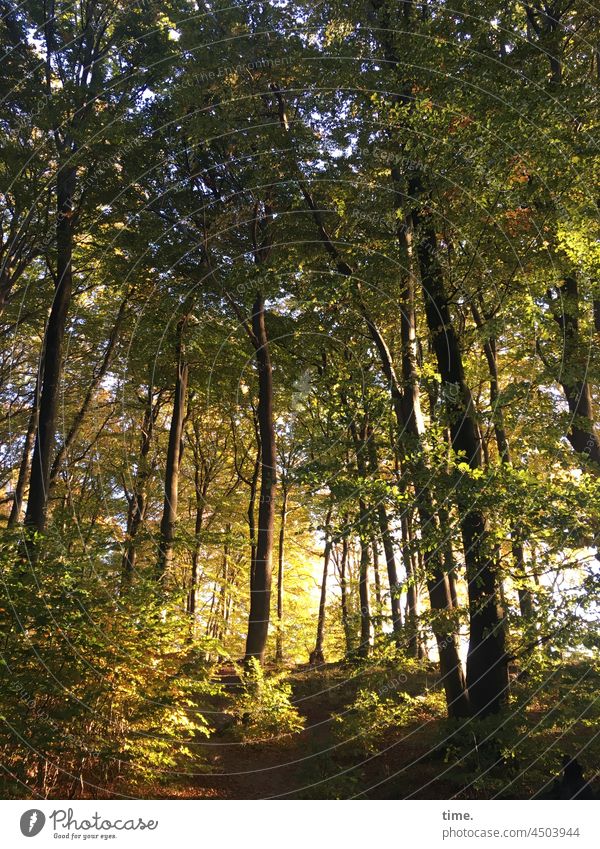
[141,660,450,800]
[137,659,600,800]
[179,661,441,800]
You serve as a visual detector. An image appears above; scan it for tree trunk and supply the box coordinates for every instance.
[121,392,160,590]
[366,430,403,639]
[371,539,383,639]
[224,553,240,633]
[215,539,230,640]
[310,504,333,664]
[206,581,218,638]
[188,433,210,616]
[296,132,469,715]
[356,0,473,714]
[7,377,39,528]
[338,533,353,655]
[401,512,420,658]
[415,204,508,716]
[445,536,459,608]
[275,485,288,664]
[350,418,372,659]
[248,409,261,590]
[553,277,600,467]
[380,516,403,636]
[157,319,189,580]
[24,164,76,533]
[437,501,460,609]
[357,527,371,659]
[362,241,469,713]
[244,293,277,663]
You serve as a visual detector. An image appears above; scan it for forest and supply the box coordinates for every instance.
[0,0,599,801]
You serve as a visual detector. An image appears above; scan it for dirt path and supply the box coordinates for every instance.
[144,664,359,798]
[151,663,456,800]
[167,665,350,799]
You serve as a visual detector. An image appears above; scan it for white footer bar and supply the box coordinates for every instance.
[1,800,597,848]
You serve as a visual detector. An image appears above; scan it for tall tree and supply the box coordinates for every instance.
[157,315,190,580]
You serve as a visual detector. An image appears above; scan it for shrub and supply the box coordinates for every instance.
[0,534,220,797]
[335,684,445,755]
[229,658,304,741]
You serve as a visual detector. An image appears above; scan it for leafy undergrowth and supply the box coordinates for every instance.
[0,538,221,800]
[133,647,600,800]
[305,650,600,800]
[3,602,598,800]
[227,658,305,741]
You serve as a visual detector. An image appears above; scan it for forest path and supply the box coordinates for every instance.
[171,663,353,799]
[157,662,453,800]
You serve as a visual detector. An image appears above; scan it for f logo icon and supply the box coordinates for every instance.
[20,810,45,837]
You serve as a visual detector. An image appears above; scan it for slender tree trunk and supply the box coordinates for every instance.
[413,530,430,662]
[214,539,230,640]
[338,534,353,655]
[438,503,459,608]
[157,319,189,580]
[511,539,533,619]
[121,491,146,589]
[366,430,403,638]
[355,0,473,713]
[380,516,403,637]
[350,418,372,659]
[363,244,469,713]
[24,164,76,533]
[121,392,160,590]
[8,377,39,528]
[371,538,383,638]
[224,555,239,632]
[206,581,218,637]
[310,504,333,664]
[276,485,288,664]
[244,293,277,663]
[445,541,459,608]
[401,512,420,658]
[248,410,261,591]
[188,459,210,616]
[357,528,371,659]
